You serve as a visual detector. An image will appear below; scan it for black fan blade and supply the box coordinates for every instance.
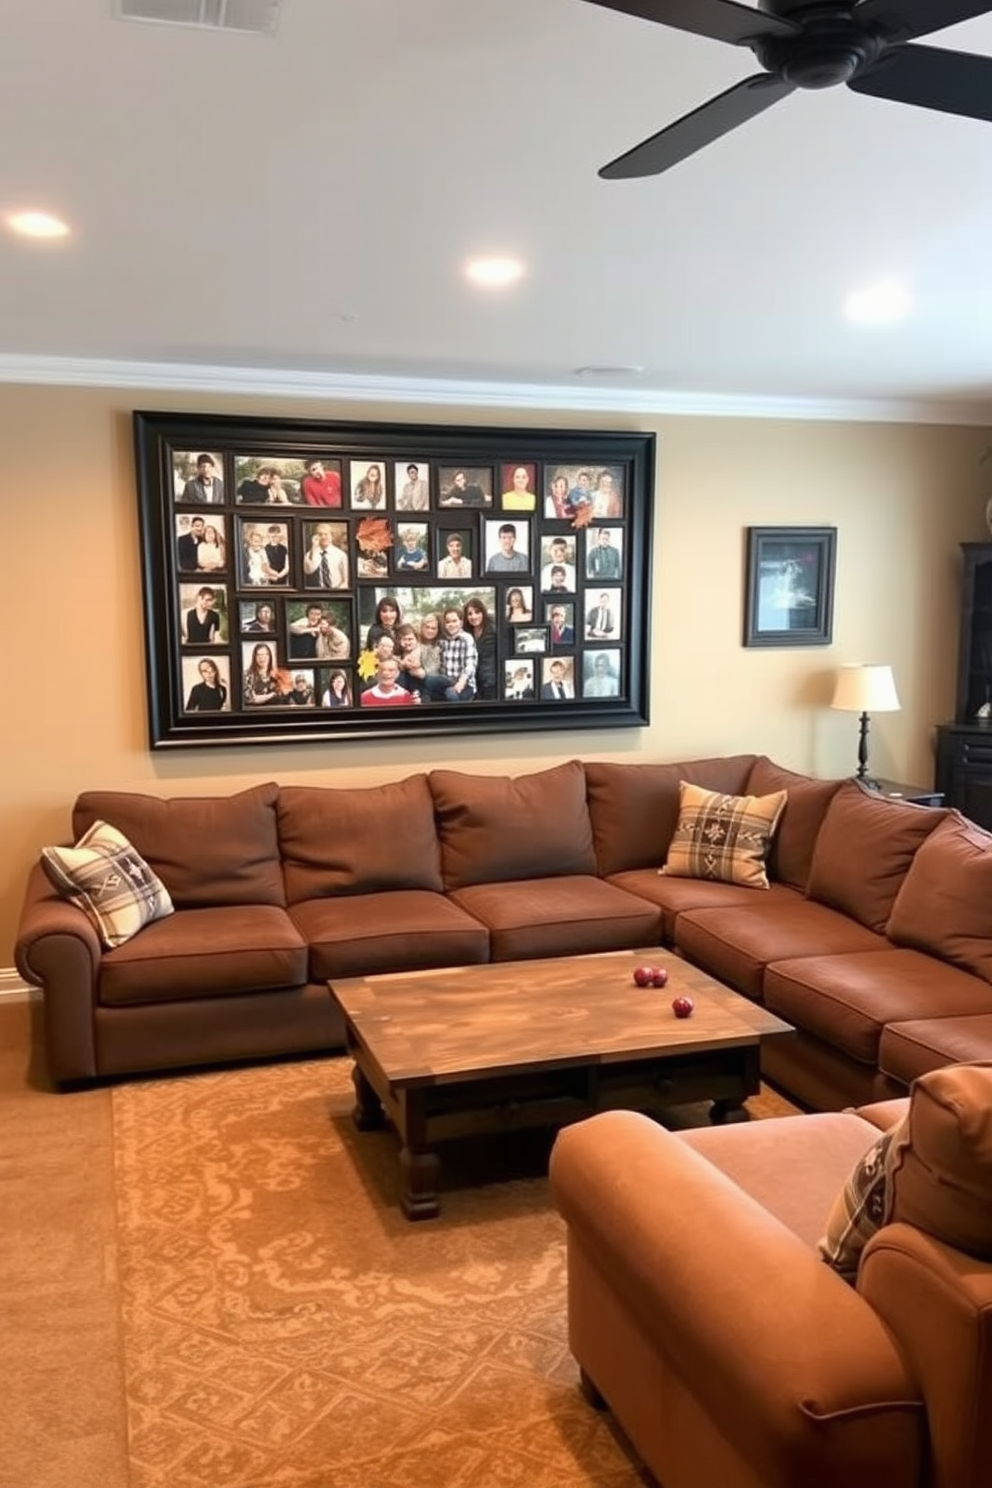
[850,42,992,121]
[581,0,799,47]
[856,0,992,45]
[600,73,795,179]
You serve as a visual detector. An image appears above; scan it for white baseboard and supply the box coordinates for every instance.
[0,968,36,1002]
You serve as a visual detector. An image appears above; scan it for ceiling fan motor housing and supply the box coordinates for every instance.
[754,5,883,88]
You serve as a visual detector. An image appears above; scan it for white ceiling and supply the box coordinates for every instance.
[3,0,992,420]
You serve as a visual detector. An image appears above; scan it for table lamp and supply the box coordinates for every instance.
[830,664,901,786]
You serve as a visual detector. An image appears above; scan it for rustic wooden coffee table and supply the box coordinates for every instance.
[328,948,791,1219]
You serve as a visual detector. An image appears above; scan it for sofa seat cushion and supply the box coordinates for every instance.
[584,755,755,878]
[678,1110,886,1249]
[764,949,992,1065]
[430,761,596,890]
[886,813,992,984]
[97,905,307,1007]
[277,776,442,904]
[745,757,843,891]
[607,870,798,943]
[674,898,886,1002]
[290,891,490,981]
[74,783,286,908]
[448,876,662,962]
[879,1015,992,1087]
[806,781,945,934]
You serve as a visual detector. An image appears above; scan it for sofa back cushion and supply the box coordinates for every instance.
[820,1062,992,1279]
[278,776,442,903]
[73,783,285,907]
[805,781,945,934]
[430,761,596,890]
[585,761,683,877]
[889,1061,992,1258]
[585,755,756,877]
[887,813,992,984]
[746,757,842,891]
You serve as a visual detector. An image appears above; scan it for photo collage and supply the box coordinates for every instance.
[169,447,631,718]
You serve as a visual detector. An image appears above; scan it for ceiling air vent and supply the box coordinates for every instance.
[115,0,282,35]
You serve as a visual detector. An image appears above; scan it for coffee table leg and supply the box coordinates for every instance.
[352,1064,385,1131]
[709,1097,750,1125]
[399,1145,441,1220]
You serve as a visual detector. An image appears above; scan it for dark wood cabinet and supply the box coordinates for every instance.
[935,726,992,830]
[952,543,992,723]
[936,542,992,828]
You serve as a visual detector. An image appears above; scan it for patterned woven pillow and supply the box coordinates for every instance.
[660,782,787,889]
[41,820,174,949]
[817,1115,910,1281]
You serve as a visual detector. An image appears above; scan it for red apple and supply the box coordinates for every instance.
[671,995,694,1019]
[633,966,654,987]
[649,967,668,988]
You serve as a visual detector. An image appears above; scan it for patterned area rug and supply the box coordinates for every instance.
[112,1058,794,1488]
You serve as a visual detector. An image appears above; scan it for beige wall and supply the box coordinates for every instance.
[1,382,987,963]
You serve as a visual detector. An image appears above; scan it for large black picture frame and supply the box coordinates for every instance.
[133,411,655,747]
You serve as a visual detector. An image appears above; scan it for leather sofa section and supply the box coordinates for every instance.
[290,889,489,980]
[278,775,443,904]
[73,782,286,908]
[429,760,596,890]
[449,875,662,962]
[879,1014,992,1087]
[584,755,756,878]
[746,757,843,891]
[886,812,992,984]
[674,894,885,1002]
[97,905,308,1006]
[763,949,992,1066]
[806,781,946,934]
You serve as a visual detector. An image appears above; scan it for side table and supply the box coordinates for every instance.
[866,777,945,807]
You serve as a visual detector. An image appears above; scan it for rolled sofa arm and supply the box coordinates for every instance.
[550,1110,923,1488]
[860,1222,992,1488]
[15,861,101,1082]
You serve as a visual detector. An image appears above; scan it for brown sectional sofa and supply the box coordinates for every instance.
[16,754,992,1103]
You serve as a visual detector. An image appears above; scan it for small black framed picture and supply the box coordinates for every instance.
[743,526,837,648]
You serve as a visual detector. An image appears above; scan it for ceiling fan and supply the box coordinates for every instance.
[584,0,992,177]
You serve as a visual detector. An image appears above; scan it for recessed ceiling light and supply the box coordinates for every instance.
[844,278,912,325]
[4,210,70,240]
[465,257,524,288]
[574,364,644,377]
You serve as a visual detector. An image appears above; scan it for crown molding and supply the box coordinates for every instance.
[0,353,988,426]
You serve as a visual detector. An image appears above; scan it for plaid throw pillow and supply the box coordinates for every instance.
[818,1115,910,1281]
[41,820,174,949]
[661,782,787,889]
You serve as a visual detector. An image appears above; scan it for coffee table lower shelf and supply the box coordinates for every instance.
[347,1038,764,1220]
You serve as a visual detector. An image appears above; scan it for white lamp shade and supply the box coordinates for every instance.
[831,664,901,714]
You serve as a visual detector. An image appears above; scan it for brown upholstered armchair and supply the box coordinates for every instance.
[550,1064,992,1488]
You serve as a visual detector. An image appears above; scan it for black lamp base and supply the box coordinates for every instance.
[854,710,875,786]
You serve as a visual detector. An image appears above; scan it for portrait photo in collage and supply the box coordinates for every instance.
[136,415,653,745]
